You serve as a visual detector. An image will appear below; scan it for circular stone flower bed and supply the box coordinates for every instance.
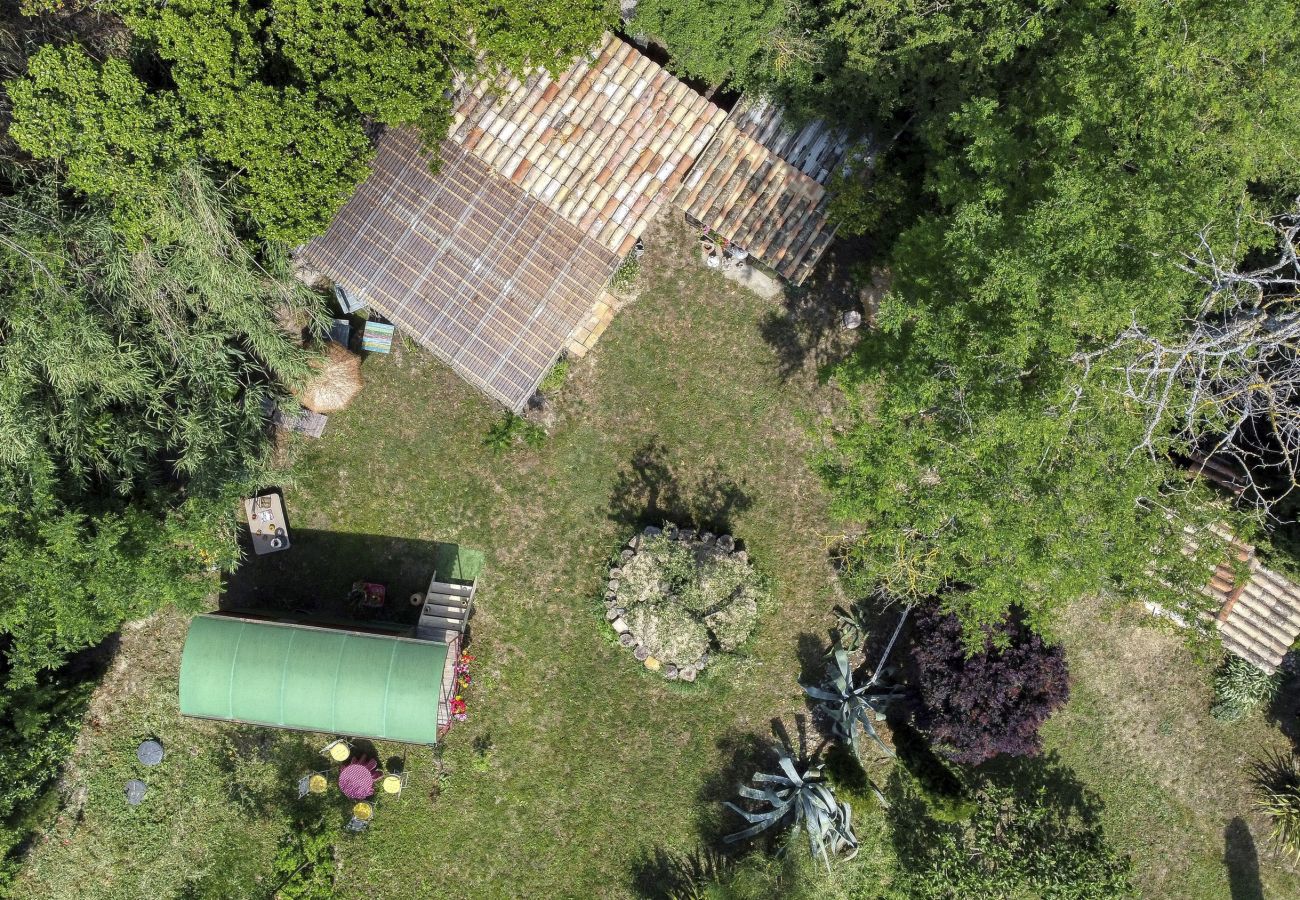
[605,525,765,680]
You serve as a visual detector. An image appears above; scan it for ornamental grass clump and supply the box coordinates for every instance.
[1211,656,1279,722]
[1250,751,1300,861]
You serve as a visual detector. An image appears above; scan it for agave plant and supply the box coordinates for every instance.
[805,644,905,762]
[1250,751,1300,861]
[833,601,871,652]
[724,747,858,871]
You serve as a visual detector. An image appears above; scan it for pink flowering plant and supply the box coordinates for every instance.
[450,653,474,722]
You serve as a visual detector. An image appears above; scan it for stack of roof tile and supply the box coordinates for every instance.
[1204,537,1300,673]
[450,34,726,257]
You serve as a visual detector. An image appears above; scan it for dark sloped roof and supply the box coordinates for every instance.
[303,130,618,410]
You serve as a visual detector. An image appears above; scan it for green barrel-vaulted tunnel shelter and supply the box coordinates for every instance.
[179,614,449,745]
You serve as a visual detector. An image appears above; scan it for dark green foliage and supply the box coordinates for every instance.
[270,818,338,899]
[10,0,612,242]
[909,604,1070,765]
[632,0,804,92]
[814,0,1298,637]
[0,166,318,493]
[888,760,1136,898]
[6,45,191,244]
[0,164,320,877]
[0,674,92,859]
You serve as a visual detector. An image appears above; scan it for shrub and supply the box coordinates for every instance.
[889,764,1135,899]
[270,818,337,899]
[1211,656,1279,722]
[1250,751,1300,862]
[910,603,1070,765]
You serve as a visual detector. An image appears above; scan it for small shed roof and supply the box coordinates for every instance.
[302,131,618,410]
[451,33,727,257]
[677,95,852,284]
[179,614,449,745]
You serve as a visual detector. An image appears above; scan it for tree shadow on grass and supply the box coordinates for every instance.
[608,440,753,534]
[757,237,878,383]
[1224,816,1265,900]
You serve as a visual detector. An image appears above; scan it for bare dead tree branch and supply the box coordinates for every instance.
[1074,200,1300,511]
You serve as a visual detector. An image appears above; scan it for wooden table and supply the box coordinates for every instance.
[244,493,291,555]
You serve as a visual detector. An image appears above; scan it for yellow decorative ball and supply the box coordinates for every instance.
[644,656,661,672]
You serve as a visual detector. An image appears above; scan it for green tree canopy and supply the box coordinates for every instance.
[0,165,320,680]
[9,0,612,242]
[812,0,1299,635]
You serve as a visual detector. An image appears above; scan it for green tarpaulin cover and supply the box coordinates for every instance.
[179,615,447,745]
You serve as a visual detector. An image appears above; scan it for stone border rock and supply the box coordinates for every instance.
[606,525,751,680]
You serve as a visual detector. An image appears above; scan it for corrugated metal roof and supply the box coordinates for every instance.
[302,130,618,411]
[451,33,727,257]
[179,614,449,745]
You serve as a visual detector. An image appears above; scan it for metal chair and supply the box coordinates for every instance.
[346,801,374,832]
[321,739,352,764]
[379,772,406,800]
[297,772,329,799]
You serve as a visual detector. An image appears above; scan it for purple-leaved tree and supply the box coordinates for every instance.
[911,603,1070,765]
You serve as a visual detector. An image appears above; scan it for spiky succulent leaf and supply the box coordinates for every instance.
[723,747,858,871]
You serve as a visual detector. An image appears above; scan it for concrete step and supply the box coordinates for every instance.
[423,604,467,620]
[429,580,473,598]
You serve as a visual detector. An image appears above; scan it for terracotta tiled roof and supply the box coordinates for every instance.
[1202,532,1300,673]
[301,131,618,411]
[450,34,727,257]
[676,124,836,284]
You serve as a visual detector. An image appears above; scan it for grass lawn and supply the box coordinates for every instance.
[11,218,1300,898]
